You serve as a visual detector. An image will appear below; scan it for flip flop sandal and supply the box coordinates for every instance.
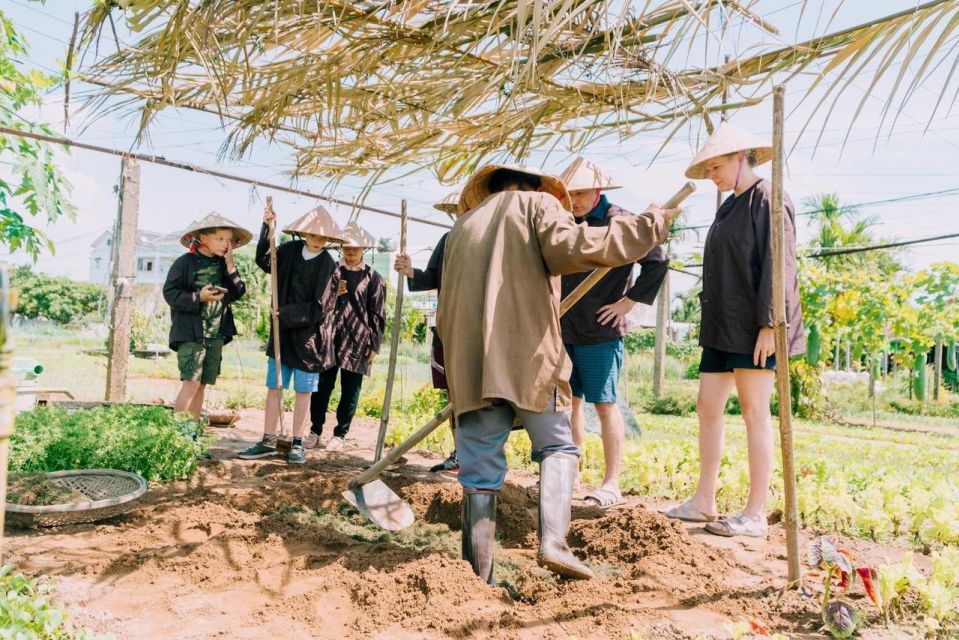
[665,501,718,523]
[583,487,624,509]
[704,513,768,538]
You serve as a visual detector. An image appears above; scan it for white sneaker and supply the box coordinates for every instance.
[326,436,345,452]
[303,433,322,450]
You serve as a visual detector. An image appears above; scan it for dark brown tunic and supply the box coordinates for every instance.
[700,179,806,356]
[331,265,387,376]
[255,223,340,372]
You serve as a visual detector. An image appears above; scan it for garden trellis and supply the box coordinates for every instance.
[76,1,959,184]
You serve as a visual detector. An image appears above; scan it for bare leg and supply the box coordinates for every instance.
[264,388,282,436]
[188,383,207,418]
[688,372,736,516]
[733,369,775,521]
[174,380,200,414]
[292,391,311,438]
[570,395,586,449]
[593,402,624,491]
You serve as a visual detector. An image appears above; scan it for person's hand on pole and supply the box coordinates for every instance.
[264,203,276,224]
[754,327,776,367]
[393,254,414,278]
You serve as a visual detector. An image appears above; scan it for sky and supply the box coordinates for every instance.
[2,0,957,296]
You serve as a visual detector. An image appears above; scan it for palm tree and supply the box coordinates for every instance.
[803,193,900,275]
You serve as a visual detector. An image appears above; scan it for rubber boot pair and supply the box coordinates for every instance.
[461,453,593,583]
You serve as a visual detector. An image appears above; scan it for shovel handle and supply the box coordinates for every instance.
[349,404,453,489]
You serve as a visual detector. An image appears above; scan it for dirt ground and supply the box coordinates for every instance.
[4,409,925,639]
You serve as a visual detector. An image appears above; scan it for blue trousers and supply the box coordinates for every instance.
[455,397,579,492]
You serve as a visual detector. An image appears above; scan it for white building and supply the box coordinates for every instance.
[88,230,183,286]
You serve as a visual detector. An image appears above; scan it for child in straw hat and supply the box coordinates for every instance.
[393,192,459,472]
[307,221,386,452]
[164,213,252,418]
[237,205,344,465]
[665,122,805,538]
[557,157,670,509]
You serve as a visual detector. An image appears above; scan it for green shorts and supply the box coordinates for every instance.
[177,337,224,385]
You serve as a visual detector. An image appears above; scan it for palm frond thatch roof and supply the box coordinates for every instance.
[78,0,959,183]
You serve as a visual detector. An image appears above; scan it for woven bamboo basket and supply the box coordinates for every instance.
[5,469,148,528]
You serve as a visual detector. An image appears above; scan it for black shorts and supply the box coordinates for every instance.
[699,346,776,373]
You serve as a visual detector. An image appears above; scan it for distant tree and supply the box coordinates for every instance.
[377,237,396,252]
[11,266,105,324]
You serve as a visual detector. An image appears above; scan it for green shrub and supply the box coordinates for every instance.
[11,266,105,325]
[644,388,697,416]
[10,405,214,482]
[623,329,655,354]
[357,391,385,418]
[0,565,109,639]
[684,360,700,380]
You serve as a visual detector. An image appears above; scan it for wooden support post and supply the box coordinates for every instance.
[653,271,669,398]
[772,85,801,587]
[0,265,14,554]
[934,338,943,401]
[375,200,408,462]
[105,157,140,402]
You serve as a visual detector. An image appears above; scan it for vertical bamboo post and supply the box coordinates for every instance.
[105,157,140,401]
[0,266,13,554]
[375,200,408,462]
[653,272,669,398]
[772,85,801,586]
[266,197,288,448]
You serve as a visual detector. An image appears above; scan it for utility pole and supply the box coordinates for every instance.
[105,157,140,401]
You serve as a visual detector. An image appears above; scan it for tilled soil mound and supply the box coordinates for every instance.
[7,457,830,639]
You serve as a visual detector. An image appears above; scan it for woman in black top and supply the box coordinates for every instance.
[667,123,805,537]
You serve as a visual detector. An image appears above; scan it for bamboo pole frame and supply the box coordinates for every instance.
[374,200,408,462]
[266,197,289,450]
[772,85,802,586]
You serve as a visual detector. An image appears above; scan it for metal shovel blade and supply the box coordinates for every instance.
[342,479,415,531]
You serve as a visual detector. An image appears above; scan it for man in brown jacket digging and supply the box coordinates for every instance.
[437,163,679,584]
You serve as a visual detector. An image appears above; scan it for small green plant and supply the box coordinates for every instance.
[10,405,215,482]
[0,565,110,639]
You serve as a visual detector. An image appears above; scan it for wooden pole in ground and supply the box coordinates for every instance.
[105,157,140,402]
[0,266,14,555]
[374,200,408,462]
[933,338,943,401]
[653,272,669,398]
[266,197,289,451]
[772,85,802,586]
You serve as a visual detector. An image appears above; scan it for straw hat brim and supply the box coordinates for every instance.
[458,164,570,215]
[282,206,345,242]
[179,214,254,249]
[559,157,622,191]
[684,123,773,179]
[337,222,377,249]
[433,192,461,215]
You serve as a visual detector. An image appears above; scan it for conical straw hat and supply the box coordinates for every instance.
[282,205,345,241]
[179,212,253,249]
[338,221,376,249]
[685,122,772,179]
[559,157,621,191]
[433,192,461,216]
[458,163,570,215]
